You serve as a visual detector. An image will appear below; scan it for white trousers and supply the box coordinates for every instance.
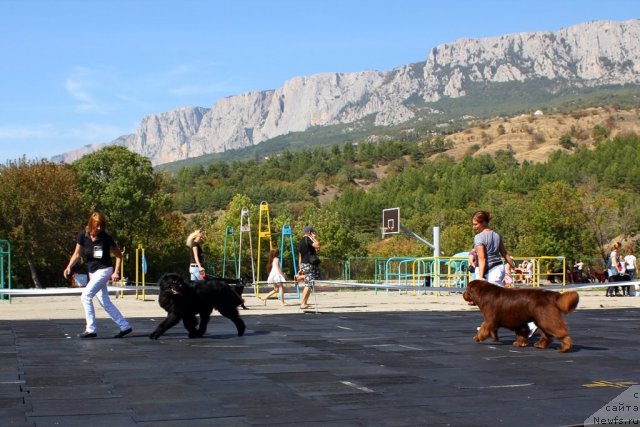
[81,266,130,333]
[486,264,506,286]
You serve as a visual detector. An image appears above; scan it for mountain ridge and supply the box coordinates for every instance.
[52,19,640,166]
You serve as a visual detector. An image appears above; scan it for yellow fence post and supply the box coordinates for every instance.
[135,243,146,301]
[116,247,126,299]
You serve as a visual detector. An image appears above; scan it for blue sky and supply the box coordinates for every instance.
[1,0,638,164]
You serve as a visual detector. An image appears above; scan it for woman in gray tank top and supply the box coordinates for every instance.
[471,210,516,285]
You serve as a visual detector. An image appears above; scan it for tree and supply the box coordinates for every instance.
[559,133,576,150]
[529,181,593,262]
[592,125,611,143]
[0,159,86,287]
[73,146,176,280]
[578,185,622,264]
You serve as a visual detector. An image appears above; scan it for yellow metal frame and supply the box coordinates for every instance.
[135,243,147,300]
[255,201,273,294]
[534,256,566,287]
[116,247,126,299]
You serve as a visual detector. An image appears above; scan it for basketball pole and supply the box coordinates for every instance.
[399,225,440,256]
[382,208,441,288]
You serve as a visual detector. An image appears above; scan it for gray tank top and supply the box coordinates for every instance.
[473,230,503,267]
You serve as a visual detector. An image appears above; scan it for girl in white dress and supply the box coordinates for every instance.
[261,248,287,305]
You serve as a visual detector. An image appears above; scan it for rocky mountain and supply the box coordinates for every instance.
[53,19,640,166]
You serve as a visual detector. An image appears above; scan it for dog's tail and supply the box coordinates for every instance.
[555,291,579,314]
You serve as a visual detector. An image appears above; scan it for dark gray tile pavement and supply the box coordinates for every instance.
[2,308,639,426]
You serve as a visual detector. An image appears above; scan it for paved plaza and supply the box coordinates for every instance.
[1,289,638,426]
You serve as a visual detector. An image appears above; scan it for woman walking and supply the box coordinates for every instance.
[63,211,132,339]
[187,229,206,280]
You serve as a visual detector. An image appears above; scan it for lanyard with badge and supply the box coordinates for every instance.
[93,244,103,259]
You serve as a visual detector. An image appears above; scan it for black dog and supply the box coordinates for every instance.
[206,275,249,310]
[607,273,631,297]
[149,273,246,340]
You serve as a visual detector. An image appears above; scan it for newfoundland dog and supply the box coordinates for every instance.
[149,273,246,340]
[206,275,249,309]
[463,279,579,352]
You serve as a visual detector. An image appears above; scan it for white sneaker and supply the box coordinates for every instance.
[528,322,538,338]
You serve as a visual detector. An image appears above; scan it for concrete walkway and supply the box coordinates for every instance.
[1,286,638,321]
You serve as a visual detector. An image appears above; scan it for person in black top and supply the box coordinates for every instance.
[186,229,205,280]
[63,211,132,339]
[298,226,320,309]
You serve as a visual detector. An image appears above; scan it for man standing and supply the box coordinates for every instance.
[298,226,320,309]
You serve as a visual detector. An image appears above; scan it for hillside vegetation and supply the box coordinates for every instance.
[3,107,640,287]
[164,106,640,275]
[443,106,640,164]
[168,107,640,209]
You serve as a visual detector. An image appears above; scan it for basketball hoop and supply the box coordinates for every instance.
[382,208,400,236]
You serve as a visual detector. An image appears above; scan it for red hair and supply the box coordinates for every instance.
[86,211,106,235]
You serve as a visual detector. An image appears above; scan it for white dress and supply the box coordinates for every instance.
[267,257,286,284]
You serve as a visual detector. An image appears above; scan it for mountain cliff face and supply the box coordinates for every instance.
[53,19,640,166]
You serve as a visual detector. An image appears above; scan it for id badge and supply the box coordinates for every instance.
[93,245,103,259]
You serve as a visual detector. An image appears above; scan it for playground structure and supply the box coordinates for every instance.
[0,239,11,302]
[237,201,300,300]
[341,254,569,292]
[238,207,256,284]
[255,201,272,285]
[134,244,148,300]
[222,226,238,278]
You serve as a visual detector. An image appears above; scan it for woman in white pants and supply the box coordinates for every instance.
[63,211,132,339]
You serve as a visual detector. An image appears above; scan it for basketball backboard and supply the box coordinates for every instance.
[382,208,400,235]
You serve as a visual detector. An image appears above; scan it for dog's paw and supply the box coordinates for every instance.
[473,334,480,342]
[513,337,528,347]
[149,333,160,340]
[237,323,246,337]
[534,339,550,349]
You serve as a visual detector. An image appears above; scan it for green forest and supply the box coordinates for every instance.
[1,123,639,288]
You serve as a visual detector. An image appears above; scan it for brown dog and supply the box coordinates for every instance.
[462,279,579,352]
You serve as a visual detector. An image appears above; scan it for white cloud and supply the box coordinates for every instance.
[0,126,50,140]
[64,61,234,116]
[64,122,129,144]
[161,61,238,98]
[64,67,115,114]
